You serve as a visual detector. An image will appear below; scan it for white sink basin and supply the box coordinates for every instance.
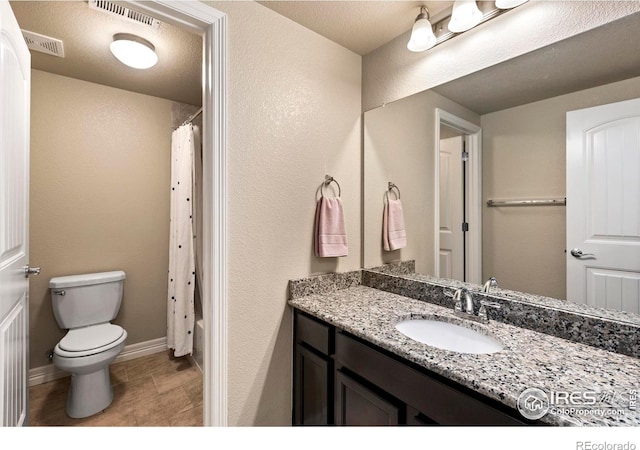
[395,318,504,354]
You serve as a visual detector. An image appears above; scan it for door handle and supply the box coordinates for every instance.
[24,266,41,277]
[570,249,595,258]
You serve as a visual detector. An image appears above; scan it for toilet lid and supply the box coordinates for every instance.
[59,323,124,352]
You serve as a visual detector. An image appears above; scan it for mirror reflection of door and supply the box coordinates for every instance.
[439,128,466,281]
[566,98,640,314]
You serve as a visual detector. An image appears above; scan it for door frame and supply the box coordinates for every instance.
[434,109,482,284]
[122,1,228,427]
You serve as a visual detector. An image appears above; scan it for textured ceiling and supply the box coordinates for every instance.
[432,12,640,114]
[10,1,451,103]
[10,1,202,106]
[10,1,640,114]
[258,1,452,55]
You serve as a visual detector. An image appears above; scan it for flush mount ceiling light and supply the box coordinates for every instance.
[495,0,529,9]
[407,6,437,52]
[448,0,483,33]
[109,33,158,69]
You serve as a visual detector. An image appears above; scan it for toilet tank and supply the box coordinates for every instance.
[49,271,126,329]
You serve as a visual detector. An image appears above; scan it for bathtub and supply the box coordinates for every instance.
[192,280,204,373]
[193,317,204,373]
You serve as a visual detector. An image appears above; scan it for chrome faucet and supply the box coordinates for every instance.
[446,286,501,324]
[483,276,498,294]
[453,288,474,315]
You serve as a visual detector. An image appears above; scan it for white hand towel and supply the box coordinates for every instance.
[315,196,348,257]
[383,198,407,251]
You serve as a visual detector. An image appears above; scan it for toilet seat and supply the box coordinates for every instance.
[55,323,127,358]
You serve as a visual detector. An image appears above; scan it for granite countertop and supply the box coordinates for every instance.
[400,271,640,327]
[289,285,640,426]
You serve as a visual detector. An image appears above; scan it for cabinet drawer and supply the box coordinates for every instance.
[335,331,524,425]
[295,311,332,355]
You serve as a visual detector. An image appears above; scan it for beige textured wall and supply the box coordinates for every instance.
[29,70,172,368]
[363,90,479,274]
[206,2,362,426]
[482,76,640,299]
[362,2,640,111]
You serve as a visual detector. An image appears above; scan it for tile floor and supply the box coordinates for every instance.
[29,351,203,426]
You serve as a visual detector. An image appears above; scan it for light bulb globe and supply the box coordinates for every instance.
[495,0,528,9]
[448,0,483,33]
[407,16,436,52]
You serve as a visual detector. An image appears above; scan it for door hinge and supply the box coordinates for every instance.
[462,222,469,232]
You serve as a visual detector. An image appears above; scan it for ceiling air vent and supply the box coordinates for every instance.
[21,30,65,58]
[88,0,161,29]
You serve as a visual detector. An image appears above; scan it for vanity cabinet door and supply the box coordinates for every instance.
[406,406,437,426]
[335,370,400,426]
[294,344,332,425]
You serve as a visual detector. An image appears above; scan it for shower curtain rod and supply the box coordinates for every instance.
[179,107,203,128]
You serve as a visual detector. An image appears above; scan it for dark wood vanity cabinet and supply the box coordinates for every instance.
[293,311,334,425]
[295,344,331,425]
[335,369,401,425]
[293,309,528,426]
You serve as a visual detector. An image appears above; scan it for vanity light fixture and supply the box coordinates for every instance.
[109,33,158,69]
[495,0,529,9]
[448,0,483,33]
[407,6,437,52]
[406,0,527,53]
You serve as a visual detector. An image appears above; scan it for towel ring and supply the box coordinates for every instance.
[322,175,341,197]
[387,182,401,200]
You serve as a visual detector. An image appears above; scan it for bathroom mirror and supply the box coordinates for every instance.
[363,12,640,316]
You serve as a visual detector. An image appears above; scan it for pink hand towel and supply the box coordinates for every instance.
[383,198,406,251]
[315,196,348,257]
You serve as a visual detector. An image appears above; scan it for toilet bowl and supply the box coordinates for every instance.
[53,323,127,418]
[50,271,127,419]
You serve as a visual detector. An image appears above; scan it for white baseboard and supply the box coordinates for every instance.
[114,336,168,364]
[29,336,168,387]
[188,354,203,374]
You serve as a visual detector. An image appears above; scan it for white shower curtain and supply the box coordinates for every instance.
[167,124,196,357]
[192,124,204,302]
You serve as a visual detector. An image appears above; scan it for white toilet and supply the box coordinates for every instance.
[50,270,128,419]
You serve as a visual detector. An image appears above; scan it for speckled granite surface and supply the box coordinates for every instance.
[362,270,640,358]
[289,286,640,426]
[289,261,415,300]
[367,260,415,275]
[289,270,361,299]
[397,271,640,326]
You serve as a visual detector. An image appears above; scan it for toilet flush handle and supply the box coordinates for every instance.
[52,290,65,296]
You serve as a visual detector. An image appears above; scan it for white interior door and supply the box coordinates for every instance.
[0,1,31,427]
[567,98,640,313]
[439,136,464,280]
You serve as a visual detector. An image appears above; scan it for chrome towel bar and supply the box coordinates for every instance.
[486,198,566,207]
